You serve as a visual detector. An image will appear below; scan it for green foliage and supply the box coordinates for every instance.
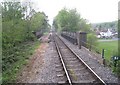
[2,1,49,83]
[112,50,119,57]
[87,33,98,46]
[53,8,92,33]
[2,2,24,22]
[79,19,92,33]
[30,12,48,31]
[87,33,98,53]
[111,51,120,76]
[2,41,40,83]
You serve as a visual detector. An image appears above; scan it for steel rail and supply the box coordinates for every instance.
[54,36,72,85]
[57,34,107,85]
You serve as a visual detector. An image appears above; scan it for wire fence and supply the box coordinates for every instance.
[81,40,119,68]
[81,40,101,54]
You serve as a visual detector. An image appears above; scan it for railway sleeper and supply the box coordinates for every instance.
[57,73,65,77]
[67,68,87,73]
[57,76,68,83]
[72,80,96,83]
[56,68,63,72]
[70,74,95,82]
[66,64,82,68]
[64,58,77,60]
[65,61,81,65]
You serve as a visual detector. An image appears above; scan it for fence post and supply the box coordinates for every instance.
[77,32,81,49]
[77,32,87,49]
[102,49,104,59]
[102,49,105,66]
[80,32,87,47]
[89,40,92,51]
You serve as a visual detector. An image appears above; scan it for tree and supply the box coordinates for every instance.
[30,12,49,32]
[55,8,70,31]
[53,8,80,32]
[2,2,24,21]
[79,18,92,33]
[53,8,91,33]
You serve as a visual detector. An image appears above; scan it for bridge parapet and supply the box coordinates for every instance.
[61,31,87,49]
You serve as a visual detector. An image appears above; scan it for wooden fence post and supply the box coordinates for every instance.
[102,49,106,66]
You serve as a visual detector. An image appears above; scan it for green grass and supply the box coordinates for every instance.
[2,40,40,83]
[44,32,49,35]
[98,41,118,61]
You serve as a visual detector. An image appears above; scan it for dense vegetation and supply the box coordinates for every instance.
[1,1,49,83]
[53,8,91,33]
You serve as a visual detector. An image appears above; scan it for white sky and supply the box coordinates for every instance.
[5,0,120,25]
[30,0,119,25]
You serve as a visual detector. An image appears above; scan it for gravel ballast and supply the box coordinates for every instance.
[31,41,60,83]
[59,35,119,84]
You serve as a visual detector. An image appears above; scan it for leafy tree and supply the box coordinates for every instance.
[55,8,70,31]
[30,12,48,31]
[53,8,81,32]
[53,8,91,33]
[79,19,92,33]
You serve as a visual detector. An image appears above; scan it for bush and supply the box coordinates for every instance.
[112,50,120,77]
[87,33,98,45]
[87,33,98,49]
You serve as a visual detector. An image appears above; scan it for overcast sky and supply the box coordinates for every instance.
[22,0,119,25]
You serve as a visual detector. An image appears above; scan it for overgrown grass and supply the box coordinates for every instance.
[2,40,40,83]
[98,41,118,61]
[98,40,120,76]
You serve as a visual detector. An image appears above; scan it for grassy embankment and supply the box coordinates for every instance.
[2,40,40,83]
[98,40,118,61]
[98,40,120,76]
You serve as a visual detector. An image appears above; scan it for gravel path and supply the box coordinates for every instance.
[16,42,48,83]
[16,35,59,83]
[59,35,119,84]
[31,41,59,83]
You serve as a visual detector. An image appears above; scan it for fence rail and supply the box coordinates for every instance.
[61,31,119,67]
[61,31,77,44]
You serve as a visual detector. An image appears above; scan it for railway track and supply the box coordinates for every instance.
[54,34,106,85]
